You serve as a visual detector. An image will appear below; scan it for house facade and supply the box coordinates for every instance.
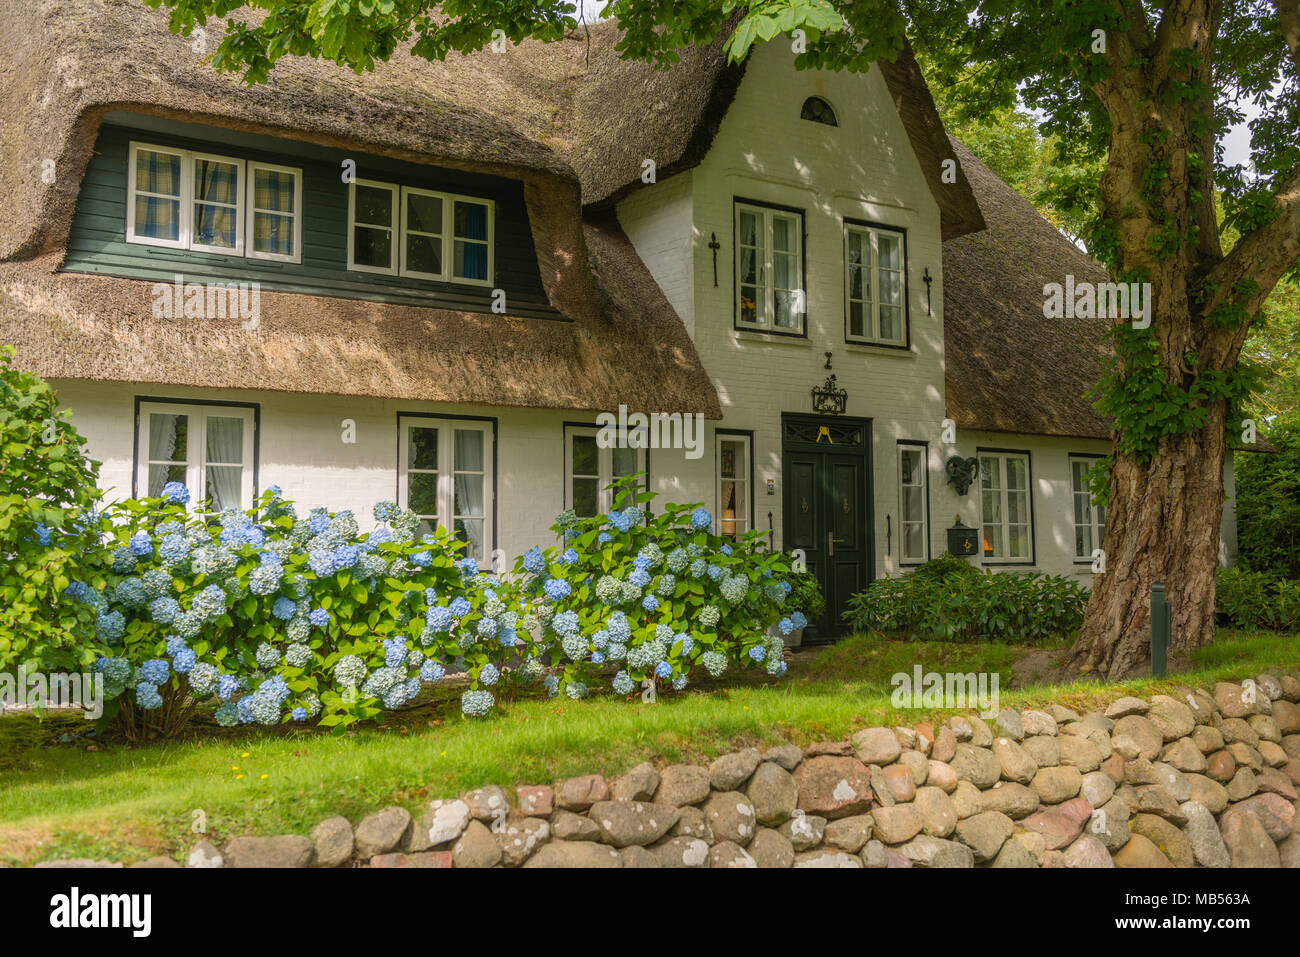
[0,2,1236,636]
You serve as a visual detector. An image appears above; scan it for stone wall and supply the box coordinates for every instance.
[37,675,1300,868]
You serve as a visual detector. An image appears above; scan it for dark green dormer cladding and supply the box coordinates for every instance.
[63,112,560,320]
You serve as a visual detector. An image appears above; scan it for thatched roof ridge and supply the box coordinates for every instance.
[942,140,1114,440]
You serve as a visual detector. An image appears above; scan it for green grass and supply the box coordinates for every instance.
[1,628,1295,865]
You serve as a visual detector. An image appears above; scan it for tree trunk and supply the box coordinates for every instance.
[1069,404,1228,679]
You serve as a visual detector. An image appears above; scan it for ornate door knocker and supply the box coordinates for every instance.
[842,497,850,514]
[800,497,809,514]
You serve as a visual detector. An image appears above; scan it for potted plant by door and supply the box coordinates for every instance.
[773,571,826,648]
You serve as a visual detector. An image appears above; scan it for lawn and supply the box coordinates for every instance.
[1,628,1296,866]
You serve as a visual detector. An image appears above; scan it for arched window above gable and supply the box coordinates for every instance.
[800,96,838,126]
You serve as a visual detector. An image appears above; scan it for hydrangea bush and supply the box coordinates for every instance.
[75,486,536,736]
[511,481,798,699]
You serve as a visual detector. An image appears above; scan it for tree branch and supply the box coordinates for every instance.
[1273,0,1300,76]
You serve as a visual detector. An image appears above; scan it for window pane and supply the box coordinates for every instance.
[739,247,758,285]
[982,489,1002,524]
[773,251,797,290]
[206,465,242,512]
[980,456,1000,490]
[849,301,864,338]
[882,270,902,305]
[772,215,797,253]
[148,413,188,462]
[205,416,243,465]
[738,210,758,246]
[453,473,483,518]
[572,477,599,517]
[136,150,180,196]
[611,446,638,478]
[900,449,918,486]
[253,168,296,213]
[454,240,488,280]
[903,486,923,522]
[405,233,443,275]
[253,212,295,256]
[878,233,901,269]
[454,518,484,560]
[454,430,484,472]
[720,440,741,479]
[1009,525,1029,558]
[1007,490,1027,525]
[193,203,237,248]
[1075,523,1091,557]
[571,435,598,476]
[407,426,438,470]
[407,193,444,234]
[983,525,1004,558]
[454,201,488,240]
[904,523,923,560]
[407,472,439,516]
[1003,457,1024,488]
[879,305,901,341]
[148,464,187,498]
[774,290,800,329]
[1073,493,1089,527]
[355,185,394,226]
[354,225,392,268]
[194,158,238,205]
[134,195,180,241]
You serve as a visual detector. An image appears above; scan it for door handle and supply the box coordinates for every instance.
[827,531,846,556]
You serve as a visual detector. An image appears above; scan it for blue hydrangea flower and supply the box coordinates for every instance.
[642,594,659,612]
[672,674,688,691]
[135,682,163,709]
[217,674,240,701]
[149,596,180,625]
[292,707,308,722]
[591,651,606,665]
[140,659,170,685]
[188,662,218,696]
[598,532,612,543]
[612,671,633,695]
[608,612,631,643]
[161,481,190,504]
[449,597,471,618]
[158,532,191,564]
[308,608,331,628]
[633,555,651,571]
[96,610,125,643]
[655,660,673,679]
[543,578,572,602]
[479,662,500,686]
[420,660,445,683]
[748,644,766,662]
[427,605,453,632]
[552,610,580,637]
[690,507,712,530]
[701,651,727,677]
[172,648,197,674]
[334,655,365,688]
[272,596,297,621]
[523,546,546,574]
[790,611,808,630]
[608,510,635,533]
[707,564,724,582]
[128,531,154,557]
[677,634,694,655]
[373,500,398,523]
[459,557,479,576]
[543,675,559,697]
[565,681,589,700]
[384,637,407,668]
[629,568,651,588]
[214,702,240,727]
[561,548,579,565]
[778,617,795,636]
[255,643,281,669]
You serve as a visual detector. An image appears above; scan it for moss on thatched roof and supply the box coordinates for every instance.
[942,140,1113,440]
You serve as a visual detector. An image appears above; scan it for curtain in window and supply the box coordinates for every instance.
[148,413,184,496]
[453,429,485,558]
[135,150,180,241]
[204,416,243,511]
[194,159,238,247]
[253,168,295,256]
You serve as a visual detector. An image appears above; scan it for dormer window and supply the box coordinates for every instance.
[800,96,838,126]
[348,180,494,284]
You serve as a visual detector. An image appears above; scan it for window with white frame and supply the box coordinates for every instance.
[247,162,302,262]
[735,201,804,334]
[127,142,303,263]
[717,433,751,537]
[350,180,494,283]
[845,222,906,345]
[978,450,1033,562]
[398,417,494,561]
[565,426,645,518]
[898,443,929,564]
[1069,456,1107,560]
[136,402,256,512]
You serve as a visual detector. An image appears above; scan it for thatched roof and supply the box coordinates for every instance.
[942,141,1113,439]
[0,0,719,415]
[560,21,985,239]
[0,212,721,414]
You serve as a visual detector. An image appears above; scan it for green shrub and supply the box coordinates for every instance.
[844,566,1087,642]
[1215,567,1300,630]
[513,479,797,696]
[908,551,982,582]
[784,570,825,623]
[0,346,104,674]
[1234,412,1300,578]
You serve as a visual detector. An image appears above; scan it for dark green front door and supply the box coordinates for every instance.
[782,415,873,639]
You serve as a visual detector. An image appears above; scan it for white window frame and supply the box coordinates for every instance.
[716,433,751,537]
[564,426,647,518]
[898,443,929,565]
[397,416,495,562]
[844,222,907,346]
[136,401,256,510]
[445,191,495,286]
[1069,455,1106,562]
[347,179,400,275]
[245,160,303,264]
[399,185,448,281]
[734,201,805,335]
[188,151,246,256]
[978,450,1034,564]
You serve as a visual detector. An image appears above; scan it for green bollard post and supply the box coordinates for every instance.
[1151,582,1168,678]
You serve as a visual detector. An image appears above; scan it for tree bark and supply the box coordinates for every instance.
[1070,404,1228,678]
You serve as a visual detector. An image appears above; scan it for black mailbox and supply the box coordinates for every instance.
[947,516,979,558]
